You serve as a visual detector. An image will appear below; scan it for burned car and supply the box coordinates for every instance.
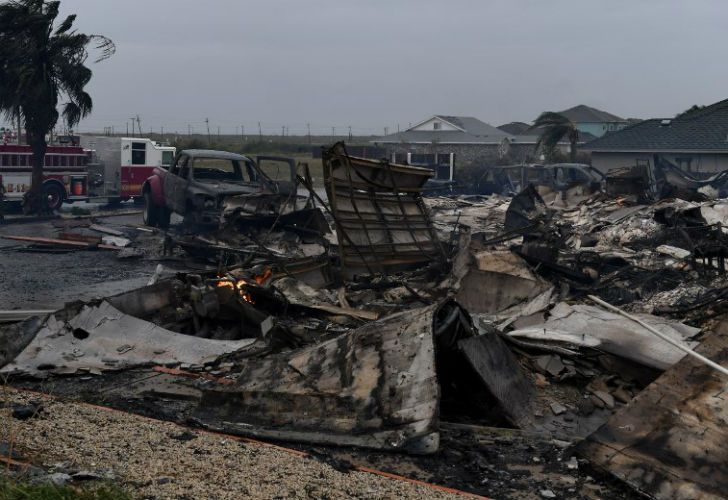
[142,149,299,227]
[475,163,605,195]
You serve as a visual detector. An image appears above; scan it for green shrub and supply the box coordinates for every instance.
[0,479,131,500]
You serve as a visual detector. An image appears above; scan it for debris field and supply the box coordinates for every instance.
[3,143,728,499]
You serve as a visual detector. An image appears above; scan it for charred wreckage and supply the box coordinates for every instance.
[3,142,728,498]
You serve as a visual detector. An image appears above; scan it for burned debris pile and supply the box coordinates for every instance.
[4,144,728,498]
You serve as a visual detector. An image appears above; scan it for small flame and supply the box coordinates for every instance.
[216,279,254,303]
[255,268,273,285]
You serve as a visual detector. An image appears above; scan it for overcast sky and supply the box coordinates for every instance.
[47,0,728,135]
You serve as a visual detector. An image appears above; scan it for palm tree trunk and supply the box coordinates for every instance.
[24,129,47,214]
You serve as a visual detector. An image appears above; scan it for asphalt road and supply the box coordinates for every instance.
[0,204,159,310]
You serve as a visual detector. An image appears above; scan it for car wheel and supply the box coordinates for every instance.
[143,191,158,227]
[158,206,171,229]
[44,184,64,211]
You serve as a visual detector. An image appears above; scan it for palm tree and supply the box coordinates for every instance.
[530,112,579,163]
[0,0,114,213]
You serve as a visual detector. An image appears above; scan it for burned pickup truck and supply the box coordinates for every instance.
[475,163,605,196]
[142,149,300,228]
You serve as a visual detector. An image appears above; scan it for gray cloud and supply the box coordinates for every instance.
[50,0,728,135]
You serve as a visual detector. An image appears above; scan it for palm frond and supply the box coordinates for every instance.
[535,125,568,151]
[529,111,579,160]
[54,14,76,35]
[61,101,82,126]
[529,111,571,131]
[0,0,114,132]
[89,34,115,62]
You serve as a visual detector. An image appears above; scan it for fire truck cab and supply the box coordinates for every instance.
[80,136,175,203]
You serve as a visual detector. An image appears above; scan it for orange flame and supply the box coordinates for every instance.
[255,268,273,285]
[216,279,254,303]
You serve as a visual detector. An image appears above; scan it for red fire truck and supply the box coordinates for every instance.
[0,141,90,210]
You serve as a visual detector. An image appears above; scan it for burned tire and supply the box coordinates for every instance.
[44,183,64,211]
[158,206,171,229]
[143,190,158,227]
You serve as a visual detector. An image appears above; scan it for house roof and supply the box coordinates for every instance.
[583,98,728,152]
[373,114,594,146]
[558,105,626,123]
[497,122,531,135]
[434,116,508,136]
[375,115,511,144]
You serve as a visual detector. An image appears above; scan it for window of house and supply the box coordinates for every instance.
[131,142,147,165]
[433,122,441,130]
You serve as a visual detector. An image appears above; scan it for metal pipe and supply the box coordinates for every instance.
[588,294,728,378]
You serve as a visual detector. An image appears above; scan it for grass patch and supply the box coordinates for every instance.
[0,479,131,500]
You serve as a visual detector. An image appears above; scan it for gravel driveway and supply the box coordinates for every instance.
[1,388,460,500]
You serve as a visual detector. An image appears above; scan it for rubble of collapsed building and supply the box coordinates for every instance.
[4,142,728,498]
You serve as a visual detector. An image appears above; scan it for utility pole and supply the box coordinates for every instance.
[332,126,336,139]
[281,125,285,137]
[348,126,352,141]
[205,118,210,145]
[187,124,191,136]
[130,117,135,135]
[258,121,262,141]
[136,115,142,137]
[126,121,129,135]
[306,123,311,144]
[241,125,245,143]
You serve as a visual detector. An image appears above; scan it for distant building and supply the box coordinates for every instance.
[497,122,531,135]
[372,115,570,181]
[583,98,728,174]
[557,105,629,138]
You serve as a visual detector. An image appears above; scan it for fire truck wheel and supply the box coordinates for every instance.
[143,191,159,227]
[158,206,171,229]
[44,184,64,211]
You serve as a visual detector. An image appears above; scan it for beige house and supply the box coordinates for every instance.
[372,115,569,181]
